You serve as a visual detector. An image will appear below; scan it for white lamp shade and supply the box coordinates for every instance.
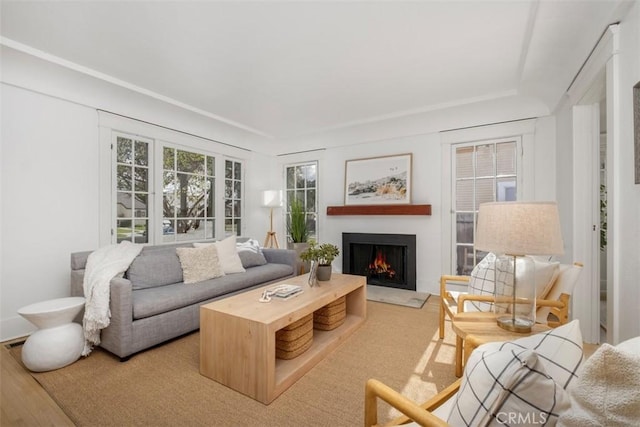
[475,201,564,256]
[262,190,283,208]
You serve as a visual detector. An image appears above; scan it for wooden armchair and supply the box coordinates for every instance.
[438,262,584,340]
[364,378,461,427]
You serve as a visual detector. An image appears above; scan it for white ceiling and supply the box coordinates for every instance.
[0,1,631,142]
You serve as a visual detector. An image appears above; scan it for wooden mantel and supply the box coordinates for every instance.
[326,204,431,216]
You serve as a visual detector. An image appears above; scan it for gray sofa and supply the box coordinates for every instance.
[70,242,297,360]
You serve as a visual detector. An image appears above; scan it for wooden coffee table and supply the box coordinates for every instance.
[200,273,366,404]
[451,311,551,377]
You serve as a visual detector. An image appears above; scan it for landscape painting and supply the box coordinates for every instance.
[344,153,412,205]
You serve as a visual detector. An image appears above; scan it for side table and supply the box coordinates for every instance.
[17,297,86,372]
[451,311,551,377]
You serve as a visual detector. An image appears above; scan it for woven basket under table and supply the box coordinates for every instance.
[313,296,346,331]
[275,313,313,360]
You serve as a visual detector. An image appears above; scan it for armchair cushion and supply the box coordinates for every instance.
[537,263,583,321]
[448,348,571,426]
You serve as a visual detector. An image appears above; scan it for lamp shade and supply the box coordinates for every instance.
[475,201,564,256]
[262,190,283,208]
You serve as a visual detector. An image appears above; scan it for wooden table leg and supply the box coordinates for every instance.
[455,335,463,377]
[463,339,475,367]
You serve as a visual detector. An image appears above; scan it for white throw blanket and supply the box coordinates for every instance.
[82,241,143,356]
[558,341,640,426]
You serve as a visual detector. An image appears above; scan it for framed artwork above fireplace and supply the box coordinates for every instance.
[344,153,412,205]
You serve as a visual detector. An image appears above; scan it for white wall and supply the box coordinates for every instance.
[0,47,277,341]
[277,117,557,296]
[1,85,100,339]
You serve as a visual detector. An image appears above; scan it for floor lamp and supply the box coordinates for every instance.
[262,190,282,248]
[475,201,564,333]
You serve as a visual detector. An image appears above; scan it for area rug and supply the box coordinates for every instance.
[9,299,457,427]
[366,285,430,308]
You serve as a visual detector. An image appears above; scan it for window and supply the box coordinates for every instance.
[112,129,242,245]
[285,162,318,240]
[162,147,216,242]
[224,159,243,235]
[115,136,151,243]
[453,139,518,275]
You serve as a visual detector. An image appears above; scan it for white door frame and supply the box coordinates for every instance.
[566,25,620,344]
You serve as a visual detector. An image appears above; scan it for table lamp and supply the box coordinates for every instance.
[262,190,282,248]
[475,201,564,332]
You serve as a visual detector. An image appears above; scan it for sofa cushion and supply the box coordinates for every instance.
[132,263,294,319]
[127,246,184,289]
[194,235,245,274]
[448,348,571,426]
[176,244,225,284]
[236,238,268,268]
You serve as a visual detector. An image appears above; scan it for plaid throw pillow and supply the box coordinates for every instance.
[448,348,571,426]
[468,252,497,311]
[479,319,584,389]
[468,254,560,314]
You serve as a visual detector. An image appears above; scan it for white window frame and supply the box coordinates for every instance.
[158,142,218,244]
[223,158,245,236]
[284,161,319,242]
[440,120,536,275]
[112,132,155,244]
[98,112,248,246]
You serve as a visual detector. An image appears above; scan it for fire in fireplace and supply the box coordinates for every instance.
[342,233,416,291]
[368,250,396,279]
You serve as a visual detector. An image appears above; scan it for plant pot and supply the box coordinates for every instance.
[287,242,310,275]
[316,265,332,281]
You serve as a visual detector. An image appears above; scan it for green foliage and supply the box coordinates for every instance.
[299,239,340,266]
[287,198,309,243]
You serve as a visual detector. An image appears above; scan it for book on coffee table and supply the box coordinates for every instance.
[271,284,303,298]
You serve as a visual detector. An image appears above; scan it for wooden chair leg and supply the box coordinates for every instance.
[439,302,445,340]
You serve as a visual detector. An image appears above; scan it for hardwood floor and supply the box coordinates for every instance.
[1,338,74,426]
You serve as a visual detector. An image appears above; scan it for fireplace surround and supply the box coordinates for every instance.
[342,233,416,291]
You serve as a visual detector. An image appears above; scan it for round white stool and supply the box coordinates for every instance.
[17,297,86,372]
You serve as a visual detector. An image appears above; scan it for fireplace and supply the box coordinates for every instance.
[342,233,416,291]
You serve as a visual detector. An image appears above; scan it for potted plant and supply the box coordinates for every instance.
[300,239,340,281]
[287,198,310,273]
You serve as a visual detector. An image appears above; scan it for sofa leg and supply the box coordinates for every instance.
[119,356,131,362]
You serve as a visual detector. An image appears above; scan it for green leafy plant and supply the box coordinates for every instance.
[299,239,340,266]
[287,198,309,243]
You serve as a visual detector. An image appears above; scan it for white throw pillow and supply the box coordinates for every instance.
[557,337,640,427]
[176,244,225,284]
[477,319,584,389]
[195,235,245,274]
[448,348,571,426]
